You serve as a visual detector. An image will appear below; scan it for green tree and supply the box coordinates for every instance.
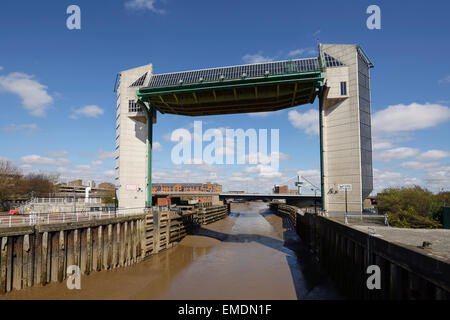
[376,186,443,229]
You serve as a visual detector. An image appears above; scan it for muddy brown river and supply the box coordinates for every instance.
[1,202,341,300]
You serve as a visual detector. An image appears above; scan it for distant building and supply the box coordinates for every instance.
[153,182,222,206]
[87,180,96,188]
[54,182,115,201]
[68,179,83,187]
[98,182,115,190]
[273,185,289,194]
[152,182,222,193]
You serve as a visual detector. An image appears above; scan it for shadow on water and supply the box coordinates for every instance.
[191,204,342,300]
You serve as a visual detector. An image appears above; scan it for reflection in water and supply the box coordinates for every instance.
[1,202,341,300]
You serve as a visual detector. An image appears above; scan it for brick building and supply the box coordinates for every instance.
[152,182,222,206]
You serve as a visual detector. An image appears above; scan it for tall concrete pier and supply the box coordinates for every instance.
[320,44,374,213]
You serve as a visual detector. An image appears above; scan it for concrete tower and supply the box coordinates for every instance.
[320,44,373,213]
[115,64,153,209]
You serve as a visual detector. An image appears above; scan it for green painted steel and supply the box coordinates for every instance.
[356,45,375,68]
[137,72,323,97]
[318,86,325,211]
[146,105,153,208]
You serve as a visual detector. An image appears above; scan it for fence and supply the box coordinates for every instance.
[0,207,147,228]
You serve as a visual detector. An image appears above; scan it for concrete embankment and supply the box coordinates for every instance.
[270,203,450,300]
[0,205,228,295]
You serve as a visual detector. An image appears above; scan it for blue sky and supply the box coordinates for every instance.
[0,0,449,194]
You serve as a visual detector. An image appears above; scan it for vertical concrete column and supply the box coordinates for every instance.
[320,44,373,213]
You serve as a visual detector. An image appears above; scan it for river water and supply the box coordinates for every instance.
[1,202,341,300]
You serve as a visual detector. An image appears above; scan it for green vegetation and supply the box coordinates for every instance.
[376,186,449,229]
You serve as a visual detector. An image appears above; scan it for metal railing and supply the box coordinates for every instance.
[0,207,148,228]
[344,214,389,226]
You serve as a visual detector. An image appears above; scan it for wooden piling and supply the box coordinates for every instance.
[0,237,7,294]
[96,226,103,272]
[58,231,65,283]
[74,229,80,269]
[23,234,31,288]
[41,232,48,286]
[86,228,92,275]
[114,223,120,268]
[106,224,112,269]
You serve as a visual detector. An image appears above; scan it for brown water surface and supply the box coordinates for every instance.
[1,202,341,300]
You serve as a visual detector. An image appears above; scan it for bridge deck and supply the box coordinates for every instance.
[137,58,326,116]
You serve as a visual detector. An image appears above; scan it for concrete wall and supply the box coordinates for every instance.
[270,203,450,300]
[321,44,373,213]
[116,64,153,209]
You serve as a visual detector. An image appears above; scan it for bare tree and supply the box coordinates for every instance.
[0,159,21,211]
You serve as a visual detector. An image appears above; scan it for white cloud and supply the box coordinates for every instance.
[70,105,104,119]
[242,52,273,64]
[74,164,95,171]
[45,151,68,157]
[91,160,103,166]
[242,152,289,165]
[438,75,450,85]
[102,170,115,178]
[372,141,393,151]
[243,165,282,179]
[287,47,316,58]
[153,141,163,152]
[400,161,440,170]
[416,150,450,161]
[21,155,70,167]
[0,66,3,71]
[97,150,115,160]
[1,123,38,134]
[0,72,53,117]
[423,165,450,189]
[373,147,419,162]
[373,168,417,192]
[125,0,165,14]
[248,112,271,118]
[372,103,450,134]
[288,109,319,135]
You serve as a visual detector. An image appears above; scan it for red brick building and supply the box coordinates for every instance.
[153,182,222,206]
[273,185,289,194]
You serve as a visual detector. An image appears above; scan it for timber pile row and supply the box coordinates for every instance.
[269,202,300,227]
[144,205,228,256]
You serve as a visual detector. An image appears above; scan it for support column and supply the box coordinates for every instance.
[137,99,154,209]
[146,105,153,208]
[318,85,325,211]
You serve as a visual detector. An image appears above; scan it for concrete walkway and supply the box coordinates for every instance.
[352,225,450,261]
